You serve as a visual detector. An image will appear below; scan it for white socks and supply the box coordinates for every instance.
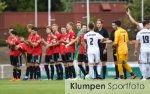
[89,65,94,78]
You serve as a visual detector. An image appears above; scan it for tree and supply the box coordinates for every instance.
[2,0,64,12]
[127,0,150,22]
[0,1,7,12]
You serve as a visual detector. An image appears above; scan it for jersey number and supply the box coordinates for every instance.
[90,38,93,45]
[142,36,149,43]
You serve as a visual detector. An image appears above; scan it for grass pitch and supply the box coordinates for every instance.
[0,80,64,94]
[0,79,149,94]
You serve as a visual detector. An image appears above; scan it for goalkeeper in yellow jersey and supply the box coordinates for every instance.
[112,20,136,79]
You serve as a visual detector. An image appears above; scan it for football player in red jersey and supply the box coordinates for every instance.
[21,24,34,80]
[59,27,69,79]
[28,27,42,80]
[41,26,54,80]
[65,24,89,79]
[77,24,88,77]
[65,22,76,79]
[48,24,63,80]
[6,29,22,81]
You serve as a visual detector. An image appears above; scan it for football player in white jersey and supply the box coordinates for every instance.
[84,22,111,79]
[134,20,150,80]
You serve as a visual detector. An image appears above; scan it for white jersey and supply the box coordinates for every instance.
[136,28,150,52]
[84,31,104,54]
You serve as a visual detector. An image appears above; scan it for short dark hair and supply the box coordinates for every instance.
[31,27,38,31]
[88,22,94,29]
[97,19,103,24]
[142,20,150,27]
[144,16,150,21]
[9,27,13,30]
[112,20,121,27]
[11,30,17,35]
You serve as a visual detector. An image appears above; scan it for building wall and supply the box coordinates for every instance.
[0,2,127,40]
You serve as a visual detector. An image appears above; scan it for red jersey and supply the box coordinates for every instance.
[26,33,33,54]
[51,32,61,54]
[79,33,86,54]
[18,43,28,52]
[31,34,42,56]
[66,31,76,53]
[46,35,53,55]
[60,34,67,55]
[6,36,21,56]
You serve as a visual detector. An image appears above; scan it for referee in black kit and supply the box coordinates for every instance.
[110,20,127,79]
[94,19,109,79]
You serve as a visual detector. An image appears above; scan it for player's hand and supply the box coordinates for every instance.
[46,44,50,49]
[126,8,130,15]
[134,51,138,56]
[65,43,69,48]
[40,38,44,43]
[20,37,25,42]
[112,44,116,49]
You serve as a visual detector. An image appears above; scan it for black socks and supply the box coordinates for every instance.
[102,66,106,79]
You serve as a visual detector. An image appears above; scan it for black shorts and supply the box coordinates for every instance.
[53,53,62,62]
[78,54,86,62]
[32,55,42,64]
[45,55,54,64]
[61,55,66,63]
[10,55,14,65]
[84,54,88,63]
[113,49,117,61]
[66,53,74,62]
[13,55,22,67]
[100,48,107,62]
[27,53,33,63]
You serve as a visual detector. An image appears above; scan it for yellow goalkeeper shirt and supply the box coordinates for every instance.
[114,27,129,54]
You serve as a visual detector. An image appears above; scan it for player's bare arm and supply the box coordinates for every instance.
[134,40,140,56]
[41,38,48,46]
[101,38,112,43]
[126,8,139,26]
[65,36,79,47]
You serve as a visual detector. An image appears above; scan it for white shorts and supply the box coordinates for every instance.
[139,52,150,63]
[87,52,100,64]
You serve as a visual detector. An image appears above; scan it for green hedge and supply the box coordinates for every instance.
[0,38,7,47]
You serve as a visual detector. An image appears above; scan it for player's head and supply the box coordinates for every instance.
[88,22,95,30]
[112,20,118,30]
[52,24,58,33]
[61,27,67,34]
[76,21,82,30]
[46,26,52,34]
[8,27,14,35]
[31,27,38,35]
[96,19,103,28]
[144,16,150,21]
[27,24,34,33]
[10,29,17,37]
[82,24,87,33]
[66,22,73,31]
[142,20,150,29]
[112,20,121,27]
